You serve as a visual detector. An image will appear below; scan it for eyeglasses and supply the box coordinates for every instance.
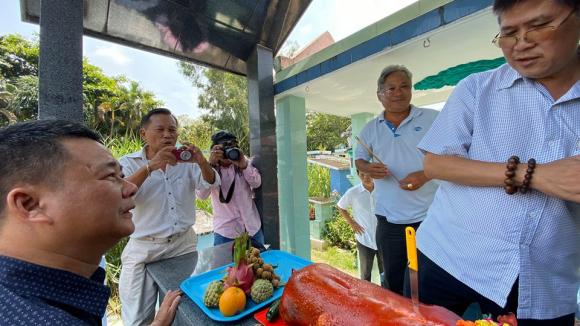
[377,85,411,97]
[492,9,576,48]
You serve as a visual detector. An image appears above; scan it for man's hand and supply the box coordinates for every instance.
[150,289,182,326]
[399,171,429,191]
[231,149,248,169]
[533,155,580,203]
[366,162,391,179]
[349,220,365,235]
[338,208,365,235]
[149,146,178,171]
[209,144,223,166]
[182,143,207,165]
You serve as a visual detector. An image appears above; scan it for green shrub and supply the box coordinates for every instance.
[104,238,127,316]
[103,135,143,158]
[103,135,142,316]
[307,163,330,198]
[196,197,213,214]
[322,210,356,250]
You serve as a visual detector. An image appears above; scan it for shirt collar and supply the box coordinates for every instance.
[496,63,525,90]
[125,146,148,160]
[497,63,580,102]
[357,184,372,194]
[377,105,422,123]
[0,255,110,317]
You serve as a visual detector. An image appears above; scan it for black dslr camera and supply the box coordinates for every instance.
[220,140,241,161]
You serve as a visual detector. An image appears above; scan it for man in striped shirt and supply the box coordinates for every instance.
[414,0,579,324]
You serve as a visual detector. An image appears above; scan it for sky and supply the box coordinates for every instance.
[0,0,419,118]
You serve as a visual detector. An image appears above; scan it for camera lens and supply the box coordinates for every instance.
[225,147,240,161]
[179,150,192,161]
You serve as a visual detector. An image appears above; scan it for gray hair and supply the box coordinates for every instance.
[377,65,413,92]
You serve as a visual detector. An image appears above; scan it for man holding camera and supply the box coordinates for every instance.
[118,108,219,326]
[197,130,264,248]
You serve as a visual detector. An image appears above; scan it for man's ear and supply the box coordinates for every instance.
[5,187,54,224]
[139,127,146,139]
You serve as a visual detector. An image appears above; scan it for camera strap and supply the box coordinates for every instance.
[218,168,236,203]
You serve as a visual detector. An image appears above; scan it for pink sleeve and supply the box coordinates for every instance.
[242,159,261,189]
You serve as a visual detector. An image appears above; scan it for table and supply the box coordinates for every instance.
[146,242,259,326]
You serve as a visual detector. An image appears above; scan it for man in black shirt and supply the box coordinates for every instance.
[0,120,180,325]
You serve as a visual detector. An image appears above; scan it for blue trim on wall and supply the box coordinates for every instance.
[274,0,492,95]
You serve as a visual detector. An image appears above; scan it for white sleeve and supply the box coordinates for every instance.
[336,188,354,210]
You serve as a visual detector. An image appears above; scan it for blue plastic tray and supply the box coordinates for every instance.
[180,250,312,322]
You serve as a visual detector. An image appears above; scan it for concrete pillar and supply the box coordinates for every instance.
[246,45,279,249]
[349,112,375,183]
[276,95,310,259]
[38,0,84,122]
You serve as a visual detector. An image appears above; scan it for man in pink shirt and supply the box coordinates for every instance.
[197,131,264,248]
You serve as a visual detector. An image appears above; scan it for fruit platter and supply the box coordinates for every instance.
[180,233,311,322]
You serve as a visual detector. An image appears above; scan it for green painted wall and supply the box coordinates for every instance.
[349,112,376,184]
[275,95,311,259]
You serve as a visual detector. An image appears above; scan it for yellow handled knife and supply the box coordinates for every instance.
[405,226,419,311]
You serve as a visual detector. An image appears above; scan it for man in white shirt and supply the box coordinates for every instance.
[118,108,219,326]
[337,170,382,282]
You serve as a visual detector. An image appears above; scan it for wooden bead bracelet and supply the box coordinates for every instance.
[503,156,536,195]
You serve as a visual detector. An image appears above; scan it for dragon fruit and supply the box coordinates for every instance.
[223,232,254,294]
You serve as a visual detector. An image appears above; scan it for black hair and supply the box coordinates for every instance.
[140,108,178,128]
[211,130,237,147]
[493,0,579,14]
[0,119,101,217]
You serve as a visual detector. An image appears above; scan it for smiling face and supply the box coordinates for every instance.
[377,71,413,114]
[498,0,580,81]
[41,138,137,250]
[140,113,178,153]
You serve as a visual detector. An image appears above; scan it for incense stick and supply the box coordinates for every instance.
[354,136,400,182]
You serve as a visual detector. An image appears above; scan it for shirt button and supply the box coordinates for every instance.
[171,207,174,210]
[169,192,172,195]
[529,211,538,218]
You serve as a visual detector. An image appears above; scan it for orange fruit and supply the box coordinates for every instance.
[218,286,246,317]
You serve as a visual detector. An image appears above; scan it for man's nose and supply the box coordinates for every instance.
[122,179,138,198]
[513,33,535,51]
[389,88,403,96]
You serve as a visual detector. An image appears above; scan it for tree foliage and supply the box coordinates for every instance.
[179,62,351,153]
[179,62,249,153]
[306,112,350,151]
[0,33,163,134]
[177,114,213,151]
[0,34,39,79]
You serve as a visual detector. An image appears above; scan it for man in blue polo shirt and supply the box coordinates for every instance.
[355,65,439,295]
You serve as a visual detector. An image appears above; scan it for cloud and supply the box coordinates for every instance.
[94,45,132,65]
[330,0,419,41]
[299,23,313,35]
[283,0,419,48]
